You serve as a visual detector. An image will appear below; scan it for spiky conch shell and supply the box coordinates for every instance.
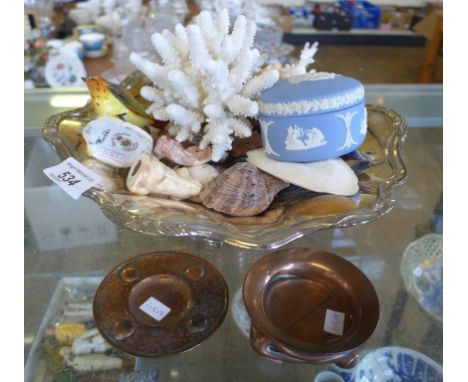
[129,9,283,162]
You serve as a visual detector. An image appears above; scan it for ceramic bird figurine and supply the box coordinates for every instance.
[84,76,154,127]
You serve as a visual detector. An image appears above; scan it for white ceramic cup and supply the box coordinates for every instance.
[79,33,106,52]
[69,9,93,25]
[314,371,345,382]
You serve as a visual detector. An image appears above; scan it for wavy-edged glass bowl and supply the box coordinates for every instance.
[42,73,408,250]
[400,234,443,322]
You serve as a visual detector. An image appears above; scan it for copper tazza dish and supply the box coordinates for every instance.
[41,71,408,250]
[243,248,380,366]
[249,325,358,367]
[93,251,229,358]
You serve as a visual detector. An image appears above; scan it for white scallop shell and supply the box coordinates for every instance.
[247,149,359,196]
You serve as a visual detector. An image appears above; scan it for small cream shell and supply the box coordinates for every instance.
[127,152,202,200]
[176,164,219,187]
[81,158,124,192]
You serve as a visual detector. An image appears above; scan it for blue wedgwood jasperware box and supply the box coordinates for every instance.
[258,72,367,162]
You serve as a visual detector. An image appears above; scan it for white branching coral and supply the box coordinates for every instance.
[267,42,320,80]
[130,9,280,161]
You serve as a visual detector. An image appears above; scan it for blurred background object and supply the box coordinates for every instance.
[24,0,443,87]
[400,233,443,322]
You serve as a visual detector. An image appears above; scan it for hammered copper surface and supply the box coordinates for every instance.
[243,248,379,355]
[94,251,229,358]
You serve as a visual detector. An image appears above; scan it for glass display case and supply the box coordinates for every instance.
[25,84,442,381]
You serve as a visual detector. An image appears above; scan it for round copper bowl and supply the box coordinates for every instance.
[243,248,379,363]
[94,251,229,358]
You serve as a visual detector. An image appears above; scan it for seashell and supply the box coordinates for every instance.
[176,164,219,187]
[174,167,191,179]
[200,162,289,217]
[153,135,212,166]
[127,152,202,200]
[82,158,126,192]
[176,164,220,203]
[247,148,359,196]
[83,116,153,168]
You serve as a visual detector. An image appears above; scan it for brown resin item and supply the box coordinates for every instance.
[206,206,285,226]
[200,162,289,217]
[230,130,263,157]
[286,195,357,217]
[243,248,379,365]
[93,251,229,358]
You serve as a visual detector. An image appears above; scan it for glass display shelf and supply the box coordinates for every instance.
[24,84,443,131]
[24,85,442,381]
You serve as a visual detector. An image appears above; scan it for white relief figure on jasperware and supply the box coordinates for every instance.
[288,72,338,84]
[336,111,358,151]
[284,125,327,151]
[259,119,280,156]
[360,108,367,135]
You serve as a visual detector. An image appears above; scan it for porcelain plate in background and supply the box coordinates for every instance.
[355,346,442,382]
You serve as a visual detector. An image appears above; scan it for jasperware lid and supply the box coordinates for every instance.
[259,72,365,117]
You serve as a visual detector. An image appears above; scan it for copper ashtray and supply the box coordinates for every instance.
[243,248,379,366]
[93,251,229,358]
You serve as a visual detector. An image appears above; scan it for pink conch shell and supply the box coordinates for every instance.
[127,152,202,200]
[153,135,212,166]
